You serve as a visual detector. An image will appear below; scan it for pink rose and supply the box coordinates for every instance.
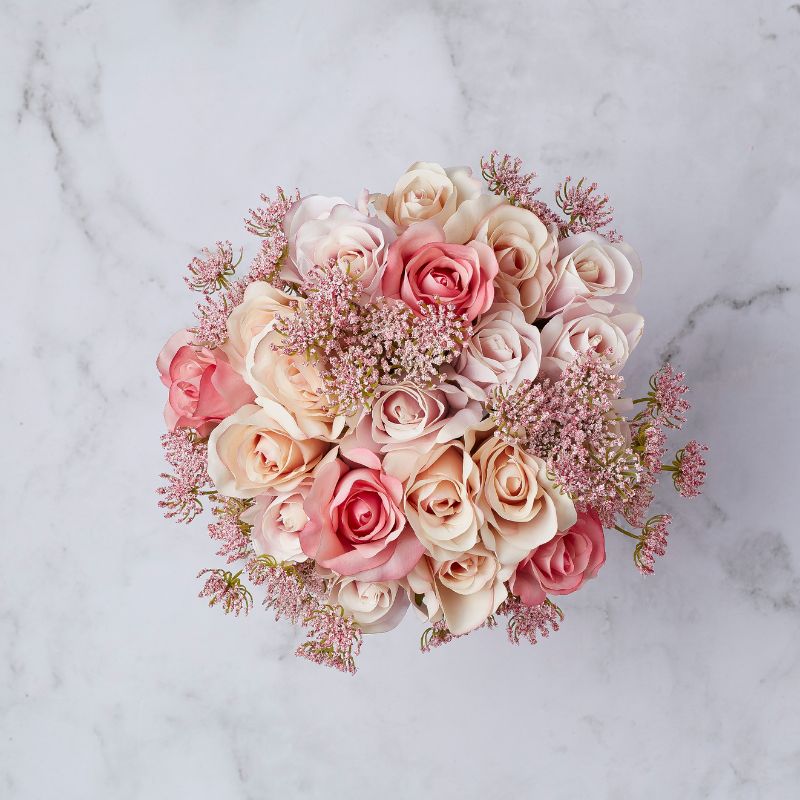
[381,221,498,321]
[299,450,424,580]
[241,487,310,564]
[510,509,606,606]
[157,329,255,437]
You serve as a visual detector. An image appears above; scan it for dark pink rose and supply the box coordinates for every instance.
[510,508,606,606]
[157,329,255,437]
[299,449,423,580]
[381,220,498,321]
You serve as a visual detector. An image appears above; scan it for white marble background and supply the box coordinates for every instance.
[2,0,799,797]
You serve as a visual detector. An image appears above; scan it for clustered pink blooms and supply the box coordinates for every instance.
[632,514,672,576]
[157,430,211,523]
[501,598,564,646]
[184,240,242,294]
[555,176,620,241]
[275,265,470,415]
[156,155,710,673]
[197,568,253,616]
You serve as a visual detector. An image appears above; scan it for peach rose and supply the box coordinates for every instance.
[241,487,310,564]
[407,545,507,635]
[283,198,395,296]
[544,233,642,316]
[381,221,498,321]
[510,509,606,606]
[445,198,558,323]
[299,450,423,580]
[328,577,409,633]
[223,281,296,375]
[539,298,644,380]
[466,422,577,569]
[401,441,484,560]
[157,329,255,437]
[244,326,348,441]
[369,161,482,230]
[451,304,542,397]
[207,401,330,498]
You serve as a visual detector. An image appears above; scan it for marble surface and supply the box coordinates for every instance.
[3,1,799,797]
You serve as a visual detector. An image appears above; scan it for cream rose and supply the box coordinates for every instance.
[539,299,644,380]
[369,162,482,230]
[244,326,347,441]
[451,303,542,398]
[207,401,330,498]
[407,545,507,635]
[544,233,642,316]
[328,577,409,633]
[466,422,577,570]
[223,281,296,374]
[241,488,310,563]
[445,198,558,322]
[401,442,484,560]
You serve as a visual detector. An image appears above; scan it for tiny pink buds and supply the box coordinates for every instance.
[197,568,253,616]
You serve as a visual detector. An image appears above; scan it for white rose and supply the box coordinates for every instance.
[244,326,348,441]
[328,577,409,633]
[369,162,482,230]
[207,401,330,498]
[407,545,507,635]
[223,281,296,374]
[544,233,642,316]
[241,488,310,563]
[451,303,542,398]
[539,299,644,380]
[466,421,577,570]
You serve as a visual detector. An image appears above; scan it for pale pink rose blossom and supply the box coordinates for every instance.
[157,329,255,438]
[510,509,606,606]
[450,303,542,398]
[544,233,641,316]
[327,577,409,633]
[539,298,644,380]
[284,199,396,296]
[241,487,311,564]
[299,449,423,580]
[381,221,498,321]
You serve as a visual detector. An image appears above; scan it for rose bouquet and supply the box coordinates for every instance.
[157,155,708,673]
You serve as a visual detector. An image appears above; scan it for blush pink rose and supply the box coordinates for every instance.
[381,221,498,321]
[299,450,424,580]
[157,329,255,437]
[510,508,606,606]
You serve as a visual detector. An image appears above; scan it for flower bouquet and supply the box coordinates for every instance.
[157,154,707,673]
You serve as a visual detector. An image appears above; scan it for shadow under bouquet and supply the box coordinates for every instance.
[156,154,708,673]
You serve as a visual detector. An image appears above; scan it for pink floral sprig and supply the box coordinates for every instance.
[191,280,247,349]
[157,430,212,523]
[665,440,708,498]
[480,151,541,208]
[245,187,299,238]
[208,497,253,563]
[296,605,363,674]
[614,514,672,576]
[635,363,691,429]
[501,597,564,646]
[184,241,243,294]
[197,568,253,615]
[556,176,619,240]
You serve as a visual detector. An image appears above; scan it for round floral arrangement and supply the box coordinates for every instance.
[157,154,708,673]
